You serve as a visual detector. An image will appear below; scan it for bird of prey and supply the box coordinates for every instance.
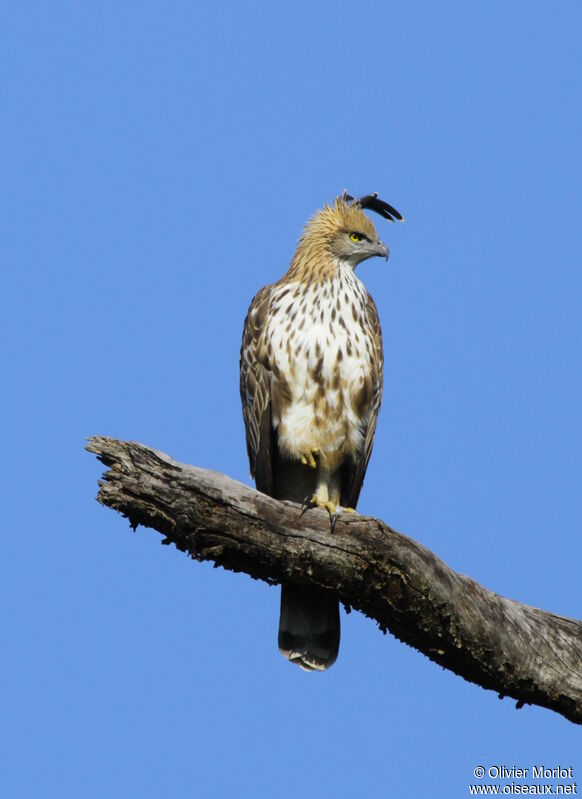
[240,191,403,671]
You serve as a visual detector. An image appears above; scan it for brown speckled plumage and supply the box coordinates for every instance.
[240,191,402,670]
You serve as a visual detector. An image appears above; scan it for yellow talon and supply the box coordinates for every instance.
[300,495,359,533]
[300,493,332,515]
[300,495,339,529]
[300,448,319,469]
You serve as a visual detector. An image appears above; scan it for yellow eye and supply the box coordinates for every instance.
[349,232,362,242]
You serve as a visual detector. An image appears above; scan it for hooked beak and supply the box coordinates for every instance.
[375,240,390,261]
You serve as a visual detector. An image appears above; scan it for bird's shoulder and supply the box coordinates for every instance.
[242,283,276,338]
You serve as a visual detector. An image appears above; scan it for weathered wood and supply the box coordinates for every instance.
[87,435,582,725]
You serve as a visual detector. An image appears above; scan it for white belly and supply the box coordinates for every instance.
[266,267,376,471]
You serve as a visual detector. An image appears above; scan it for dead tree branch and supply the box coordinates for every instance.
[87,435,582,725]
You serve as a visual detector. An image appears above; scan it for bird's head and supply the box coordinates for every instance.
[295,191,403,272]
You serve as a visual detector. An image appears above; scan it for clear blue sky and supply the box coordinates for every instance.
[2,2,581,797]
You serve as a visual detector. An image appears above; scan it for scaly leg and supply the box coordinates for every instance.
[300,466,357,531]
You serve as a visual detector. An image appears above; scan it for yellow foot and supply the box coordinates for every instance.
[300,494,336,516]
[299,448,319,469]
[300,497,358,532]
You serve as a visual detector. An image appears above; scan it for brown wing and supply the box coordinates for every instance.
[239,283,276,496]
[340,292,384,509]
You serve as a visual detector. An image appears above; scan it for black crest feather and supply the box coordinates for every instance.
[342,190,404,223]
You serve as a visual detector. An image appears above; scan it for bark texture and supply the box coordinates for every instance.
[87,435,582,725]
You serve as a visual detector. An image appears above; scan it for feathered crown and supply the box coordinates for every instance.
[341,190,404,223]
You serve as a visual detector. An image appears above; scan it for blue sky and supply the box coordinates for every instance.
[2,2,581,797]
